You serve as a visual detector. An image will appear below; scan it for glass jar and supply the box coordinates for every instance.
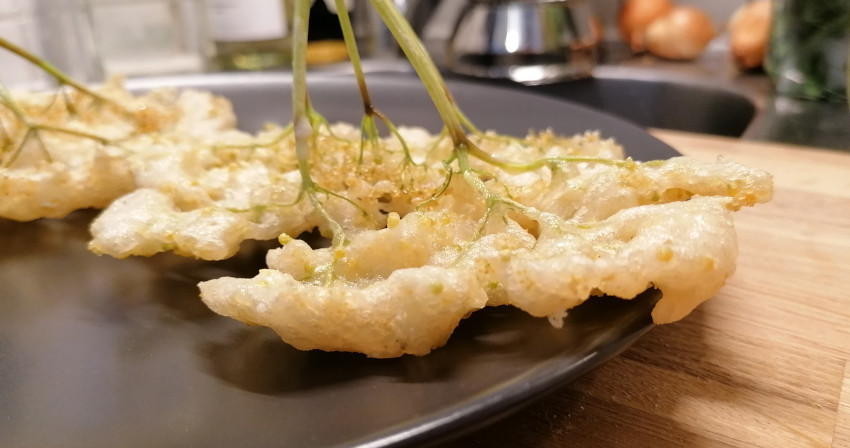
[77,0,207,78]
[206,0,293,71]
[765,0,850,103]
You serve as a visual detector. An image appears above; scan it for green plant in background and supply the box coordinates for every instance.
[766,0,850,103]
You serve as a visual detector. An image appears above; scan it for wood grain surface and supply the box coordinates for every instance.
[446,130,850,448]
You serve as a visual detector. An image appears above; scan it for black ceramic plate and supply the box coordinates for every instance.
[0,73,678,448]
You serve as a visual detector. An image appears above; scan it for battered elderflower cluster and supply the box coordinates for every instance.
[0,1,773,358]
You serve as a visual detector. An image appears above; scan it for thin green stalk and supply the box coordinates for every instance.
[429,128,449,153]
[0,118,9,147]
[457,108,528,147]
[306,97,343,140]
[373,109,415,164]
[292,0,346,256]
[34,124,110,144]
[359,114,379,163]
[0,36,124,110]
[367,5,617,181]
[1,126,53,167]
[29,130,50,163]
[338,1,416,165]
[467,143,628,172]
[369,0,465,143]
[3,83,96,166]
[461,168,548,240]
[3,127,32,167]
[414,161,454,210]
[292,0,313,189]
[455,107,484,136]
[336,0,371,108]
[314,185,373,221]
[0,83,29,123]
[455,141,472,172]
[1,82,111,144]
[212,124,293,150]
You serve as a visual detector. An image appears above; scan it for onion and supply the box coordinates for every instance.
[728,0,772,70]
[644,6,717,60]
[618,0,674,52]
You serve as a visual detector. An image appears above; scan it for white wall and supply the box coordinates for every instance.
[0,0,206,88]
[0,0,48,88]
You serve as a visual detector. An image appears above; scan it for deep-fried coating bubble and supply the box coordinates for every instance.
[200,265,488,358]
[3,79,773,358]
[0,82,236,221]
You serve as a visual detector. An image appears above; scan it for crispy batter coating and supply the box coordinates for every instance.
[0,81,236,221]
[199,195,750,357]
[196,132,772,357]
[1,81,774,358]
[88,127,636,260]
[201,263,489,358]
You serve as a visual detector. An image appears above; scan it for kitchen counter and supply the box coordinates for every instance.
[444,130,850,447]
[603,46,850,151]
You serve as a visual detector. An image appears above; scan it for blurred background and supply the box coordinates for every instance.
[0,0,847,149]
[0,0,753,86]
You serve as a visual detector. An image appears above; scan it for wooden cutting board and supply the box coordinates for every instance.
[448,130,850,448]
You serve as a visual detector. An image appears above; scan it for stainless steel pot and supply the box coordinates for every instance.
[446,0,599,84]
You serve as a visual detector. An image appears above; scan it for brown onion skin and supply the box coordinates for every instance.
[729,0,772,70]
[619,0,675,52]
[644,6,718,61]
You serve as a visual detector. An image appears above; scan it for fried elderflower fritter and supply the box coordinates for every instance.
[195,127,772,358]
[0,2,774,362]
[0,79,237,221]
[1,79,772,358]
